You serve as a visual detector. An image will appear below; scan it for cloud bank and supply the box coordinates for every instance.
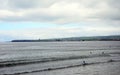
[0,0,120,23]
[0,0,120,41]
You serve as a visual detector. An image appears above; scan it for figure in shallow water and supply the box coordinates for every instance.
[82,61,87,65]
[102,52,105,54]
[90,52,92,54]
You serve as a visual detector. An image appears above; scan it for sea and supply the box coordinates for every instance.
[0,41,120,75]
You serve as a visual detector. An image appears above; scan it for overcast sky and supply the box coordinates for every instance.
[0,0,120,41]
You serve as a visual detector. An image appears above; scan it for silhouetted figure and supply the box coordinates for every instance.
[102,52,105,55]
[108,59,114,62]
[82,61,86,65]
[90,52,92,54]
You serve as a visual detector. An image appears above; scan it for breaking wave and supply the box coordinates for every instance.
[2,59,120,75]
[0,53,111,68]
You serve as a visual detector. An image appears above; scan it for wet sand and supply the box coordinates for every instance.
[21,62,120,75]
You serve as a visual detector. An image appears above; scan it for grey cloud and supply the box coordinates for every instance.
[91,9,120,21]
[0,12,62,22]
[7,0,57,9]
[108,0,120,8]
[0,0,120,24]
[0,0,8,9]
[0,0,57,10]
[0,16,26,22]
[9,0,38,9]
[25,11,63,22]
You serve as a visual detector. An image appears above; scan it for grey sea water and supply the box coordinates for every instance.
[0,41,120,75]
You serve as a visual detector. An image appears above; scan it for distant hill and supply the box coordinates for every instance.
[11,35,120,42]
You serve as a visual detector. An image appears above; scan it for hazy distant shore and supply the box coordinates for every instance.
[11,35,120,42]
